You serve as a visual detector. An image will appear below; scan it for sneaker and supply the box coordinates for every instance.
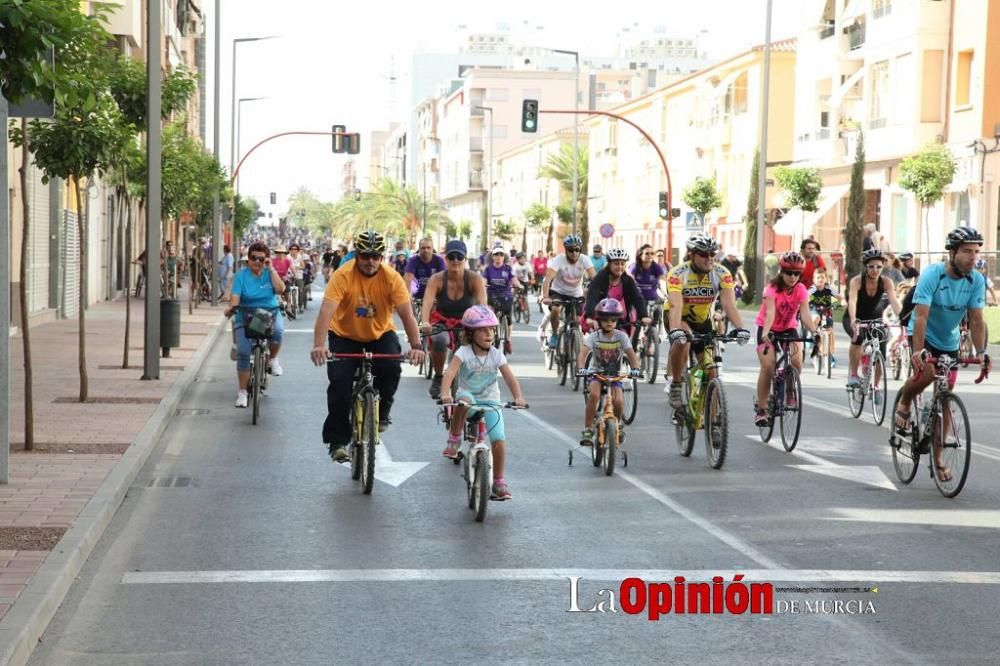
[847,375,860,387]
[786,393,798,409]
[429,374,443,400]
[580,429,595,446]
[548,334,559,349]
[831,356,838,368]
[873,391,883,407]
[668,381,685,409]
[491,481,512,501]
[504,339,512,355]
[536,326,546,344]
[754,408,769,427]
[378,416,391,432]
[235,390,248,408]
[442,437,460,458]
[230,344,238,361]
[329,445,349,463]
[269,358,283,377]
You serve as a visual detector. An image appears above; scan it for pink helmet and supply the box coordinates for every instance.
[461,304,499,329]
[595,298,624,319]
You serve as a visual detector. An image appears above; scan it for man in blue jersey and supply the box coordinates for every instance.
[894,227,991,481]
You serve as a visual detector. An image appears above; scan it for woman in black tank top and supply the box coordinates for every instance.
[419,252,487,394]
[843,252,902,386]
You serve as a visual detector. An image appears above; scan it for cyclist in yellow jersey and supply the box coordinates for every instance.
[665,233,750,409]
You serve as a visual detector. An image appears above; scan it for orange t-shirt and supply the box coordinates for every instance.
[323,260,410,342]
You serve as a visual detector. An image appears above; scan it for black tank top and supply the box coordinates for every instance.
[853,275,885,319]
[436,270,474,318]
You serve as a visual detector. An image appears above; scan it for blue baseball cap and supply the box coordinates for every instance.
[445,240,467,258]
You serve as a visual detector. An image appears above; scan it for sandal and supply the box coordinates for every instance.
[893,408,911,436]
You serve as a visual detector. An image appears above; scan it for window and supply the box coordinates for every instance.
[921,50,944,121]
[894,52,913,125]
[952,191,971,226]
[732,72,748,113]
[955,49,974,107]
[869,60,889,128]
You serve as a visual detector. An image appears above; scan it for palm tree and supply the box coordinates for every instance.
[330,178,451,242]
[539,143,589,244]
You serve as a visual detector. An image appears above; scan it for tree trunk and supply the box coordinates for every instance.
[521,225,527,254]
[18,120,34,450]
[545,221,554,254]
[123,191,132,369]
[74,176,89,402]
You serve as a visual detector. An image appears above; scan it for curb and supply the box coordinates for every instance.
[0,315,228,666]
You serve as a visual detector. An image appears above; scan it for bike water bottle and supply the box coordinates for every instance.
[861,354,870,376]
[691,368,703,399]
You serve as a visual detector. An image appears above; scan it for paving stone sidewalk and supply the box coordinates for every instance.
[1,293,226,626]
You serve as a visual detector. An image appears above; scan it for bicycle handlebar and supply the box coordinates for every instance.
[437,400,530,410]
[575,368,643,380]
[923,353,991,384]
[326,352,407,362]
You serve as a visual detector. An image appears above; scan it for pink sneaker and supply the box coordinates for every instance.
[442,436,460,459]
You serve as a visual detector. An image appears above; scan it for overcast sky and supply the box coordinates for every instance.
[206,0,806,218]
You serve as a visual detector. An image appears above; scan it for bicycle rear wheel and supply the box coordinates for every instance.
[622,376,638,425]
[522,298,531,325]
[889,391,919,484]
[602,418,617,476]
[870,352,888,425]
[569,331,582,392]
[422,336,433,379]
[931,394,971,498]
[361,393,377,494]
[251,345,264,425]
[473,450,490,522]
[704,378,728,469]
[558,330,568,386]
[674,377,695,456]
[779,368,802,452]
[847,369,866,418]
[350,397,363,480]
[890,347,902,381]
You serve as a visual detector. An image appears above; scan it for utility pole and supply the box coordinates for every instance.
[755,0,774,302]
[144,0,163,380]
[211,0,221,306]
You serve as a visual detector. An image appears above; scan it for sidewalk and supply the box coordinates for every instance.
[0,291,227,665]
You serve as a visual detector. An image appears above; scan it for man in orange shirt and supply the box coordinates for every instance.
[310,230,425,462]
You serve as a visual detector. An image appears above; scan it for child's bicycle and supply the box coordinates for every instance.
[757,330,810,452]
[438,401,529,522]
[889,354,988,498]
[570,367,643,476]
[671,329,747,469]
[811,307,835,378]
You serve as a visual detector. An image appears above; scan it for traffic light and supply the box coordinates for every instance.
[347,133,361,155]
[658,191,669,220]
[521,99,538,133]
[269,192,276,205]
[332,124,346,153]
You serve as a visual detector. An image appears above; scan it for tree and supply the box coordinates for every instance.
[844,131,866,279]
[555,204,574,249]
[899,143,957,255]
[233,195,260,241]
[742,150,760,305]
[2,0,115,446]
[493,220,518,242]
[682,177,724,223]
[539,143,589,245]
[523,202,551,254]
[328,178,450,241]
[444,220,472,240]
[774,166,823,212]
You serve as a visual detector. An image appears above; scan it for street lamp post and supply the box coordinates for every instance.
[553,49,580,235]
[474,106,494,248]
[144,0,163,380]
[228,36,277,176]
[755,0,774,302]
[211,0,222,306]
[235,96,267,195]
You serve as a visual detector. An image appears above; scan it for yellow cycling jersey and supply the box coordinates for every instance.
[665,261,734,324]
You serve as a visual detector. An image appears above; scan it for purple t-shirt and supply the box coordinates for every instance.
[629,262,666,300]
[483,263,514,299]
[404,254,446,298]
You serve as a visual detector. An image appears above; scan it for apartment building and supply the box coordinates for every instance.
[585,40,797,261]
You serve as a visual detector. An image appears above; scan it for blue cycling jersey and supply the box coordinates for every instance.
[907,262,985,351]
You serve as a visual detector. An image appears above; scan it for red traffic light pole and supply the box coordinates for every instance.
[539,109,676,258]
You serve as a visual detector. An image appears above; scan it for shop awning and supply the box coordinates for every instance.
[773,185,849,238]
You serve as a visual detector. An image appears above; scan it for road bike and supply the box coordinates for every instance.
[570,368,642,475]
[888,323,910,380]
[440,401,528,522]
[671,330,745,468]
[328,351,406,495]
[811,307,835,378]
[282,279,299,321]
[513,286,531,325]
[490,296,513,355]
[757,331,809,452]
[635,299,663,385]
[551,296,584,391]
[411,298,433,379]
[846,319,889,425]
[958,313,989,360]
[889,354,987,497]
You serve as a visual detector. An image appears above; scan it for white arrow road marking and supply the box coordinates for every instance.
[825,508,1000,530]
[334,444,427,487]
[746,435,897,491]
[122,567,1000,585]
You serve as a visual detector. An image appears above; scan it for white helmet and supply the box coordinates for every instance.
[606,248,629,262]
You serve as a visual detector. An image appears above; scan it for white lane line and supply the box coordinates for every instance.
[121,568,1000,585]
[517,409,781,569]
[825,508,1000,530]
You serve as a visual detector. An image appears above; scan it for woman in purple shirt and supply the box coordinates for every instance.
[629,243,667,330]
[482,248,523,353]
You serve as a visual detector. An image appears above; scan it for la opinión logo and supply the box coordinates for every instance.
[567,575,773,619]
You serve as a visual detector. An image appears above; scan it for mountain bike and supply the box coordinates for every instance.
[846,319,888,425]
[570,368,642,476]
[440,401,528,522]
[671,330,745,468]
[889,354,987,497]
[513,286,531,325]
[490,296,513,355]
[327,351,406,495]
[635,299,663,385]
[757,331,808,452]
[551,296,584,391]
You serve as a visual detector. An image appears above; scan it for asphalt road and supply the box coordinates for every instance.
[30,288,1000,665]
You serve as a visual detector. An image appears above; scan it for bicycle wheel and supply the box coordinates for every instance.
[890,347,902,381]
[581,352,593,406]
[622,376,638,425]
[473,450,490,522]
[361,393,377,495]
[931,393,972,498]
[704,378,728,469]
[674,378,695,457]
[569,331,582,392]
[522,298,531,325]
[422,336,433,379]
[465,453,475,508]
[889,391,919,484]
[350,397,363,480]
[870,352,888,426]
[602,418,617,477]
[646,333,659,385]
[558,329,569,386]
[251,345,264,425]
[847,364,866,418]
[513,301,521,324]
[779,368,802,452]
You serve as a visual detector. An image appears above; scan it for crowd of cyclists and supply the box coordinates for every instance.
[227,223,992,497]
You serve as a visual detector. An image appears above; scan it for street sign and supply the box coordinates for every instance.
[599,223,615,238]
[685,211,704,231]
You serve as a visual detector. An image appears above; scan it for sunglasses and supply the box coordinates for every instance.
[866,264,884,271]
[249,255,266,262]
[566,247,581,254]
[694,251,716,258]
[358,253,383,261]
[446,253,465,261]
[782,270,802,277]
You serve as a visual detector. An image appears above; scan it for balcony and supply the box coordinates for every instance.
[470,137,483,152]
[847,22,866,51]
[469,171,485,189]
[868,117,888,130]
[819,23,835,40]
[873,1,892,19]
